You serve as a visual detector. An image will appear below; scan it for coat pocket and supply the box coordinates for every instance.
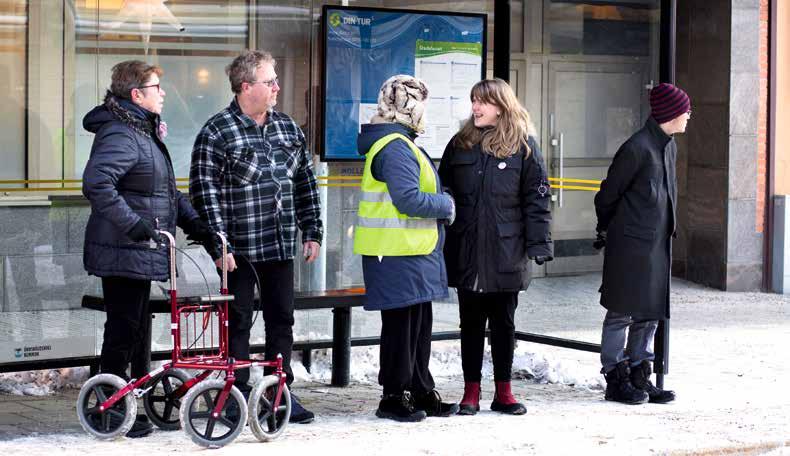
[623,224,656,241]
[228,147,264,186]
[448,150,478,195]
[496,221,526,272]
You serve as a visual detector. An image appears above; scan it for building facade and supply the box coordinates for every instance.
[0,0,787,368]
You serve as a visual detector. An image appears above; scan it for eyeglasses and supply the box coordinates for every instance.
[137,83,161,91]
[248,77,279,88]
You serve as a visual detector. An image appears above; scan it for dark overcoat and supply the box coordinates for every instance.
[82,94,200,281]
[594,117,677,320]
[438,135,553,293]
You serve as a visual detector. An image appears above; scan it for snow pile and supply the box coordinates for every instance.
[0,367,89,396]
[511,346,605,389]
[0,340,603,397]
[290,340,604,389]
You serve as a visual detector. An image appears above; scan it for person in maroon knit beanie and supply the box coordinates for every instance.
[593,82,690,405]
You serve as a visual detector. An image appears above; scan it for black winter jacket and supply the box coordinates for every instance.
[439,135,553,292]
[82,94,201,281]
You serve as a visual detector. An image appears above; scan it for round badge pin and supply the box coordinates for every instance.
[498,162,506,170]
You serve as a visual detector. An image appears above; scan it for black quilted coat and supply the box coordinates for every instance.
[82,94,200,281]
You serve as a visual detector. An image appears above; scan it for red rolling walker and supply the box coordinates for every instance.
[77,231,291,448]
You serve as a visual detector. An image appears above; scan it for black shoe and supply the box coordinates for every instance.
[126,414,154,438]
[630,362,676,404]
[375,391,427,422]
[604,362,649,405]
[289,393,315,424]
[413,390,460,417]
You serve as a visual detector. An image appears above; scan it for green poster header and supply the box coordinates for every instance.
[415,40,483,59]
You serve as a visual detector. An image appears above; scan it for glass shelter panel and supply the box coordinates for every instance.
[0,0,26,182]
[0,0,494,368]
[514,0,661,346]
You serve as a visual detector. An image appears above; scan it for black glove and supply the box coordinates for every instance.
[127,218,159,242]
[593,231,607,250]
[185,218,215,244]
[530,255,553,266]
[186,218,221,258]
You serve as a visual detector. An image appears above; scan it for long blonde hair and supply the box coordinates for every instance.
[454,78,537,158]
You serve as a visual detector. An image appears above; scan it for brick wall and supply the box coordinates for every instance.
[757,0,768,232]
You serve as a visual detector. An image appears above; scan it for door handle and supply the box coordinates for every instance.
[548,114,564,207]
[557,132,564,208]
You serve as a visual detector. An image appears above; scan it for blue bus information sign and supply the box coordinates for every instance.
[321,6,487,161]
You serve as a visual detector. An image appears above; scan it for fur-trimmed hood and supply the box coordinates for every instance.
[83,92,158,138]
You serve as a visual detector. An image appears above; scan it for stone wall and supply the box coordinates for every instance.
[675,0,764,290]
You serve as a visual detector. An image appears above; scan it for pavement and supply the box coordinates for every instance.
[1,273,789,455]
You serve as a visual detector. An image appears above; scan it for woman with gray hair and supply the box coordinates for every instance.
[82,60,215,437]
[354,75,459,422]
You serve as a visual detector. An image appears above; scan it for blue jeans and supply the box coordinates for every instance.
[600,310,658,374]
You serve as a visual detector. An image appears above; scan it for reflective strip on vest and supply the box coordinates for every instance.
[353,133,439,256]
[360,191,392,203]
[356,216,436,230]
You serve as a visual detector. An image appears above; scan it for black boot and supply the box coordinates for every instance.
[375,391,427,422]
[289,393,316,424]
[126,414,154,438]
[413,390,460,417]
[604,362,649,405]
[630,362,676,404]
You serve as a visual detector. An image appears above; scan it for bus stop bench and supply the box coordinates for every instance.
[81,288,365,386]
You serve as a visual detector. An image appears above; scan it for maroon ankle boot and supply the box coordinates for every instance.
[458,382,480,415]
[491,381,526,415]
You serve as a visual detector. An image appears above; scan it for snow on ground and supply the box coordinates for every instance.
[2,277,790,454]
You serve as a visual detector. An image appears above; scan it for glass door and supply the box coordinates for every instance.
[538,0,662,275]
[545,60,650,274]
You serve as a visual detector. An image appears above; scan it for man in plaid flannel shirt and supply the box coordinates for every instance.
[189,50,323,424]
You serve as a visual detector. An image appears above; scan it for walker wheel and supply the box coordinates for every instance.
[143,368,191,430]
[249,375,291,442]
[179,379,247,448]
[76,374,137,440]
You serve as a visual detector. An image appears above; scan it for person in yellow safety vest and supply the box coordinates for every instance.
[354,75,459,422]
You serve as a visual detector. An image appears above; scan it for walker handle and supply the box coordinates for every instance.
[215,232,229,292]
[156,230,177,292]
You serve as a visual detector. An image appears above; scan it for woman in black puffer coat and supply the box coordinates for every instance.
[439,79,553,416]
[82,61,213,437]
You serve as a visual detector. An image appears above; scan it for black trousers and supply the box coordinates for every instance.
[379,302,435,396]
[227,259,295,390]
[100,276,152,380]
[458,290,518,382]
